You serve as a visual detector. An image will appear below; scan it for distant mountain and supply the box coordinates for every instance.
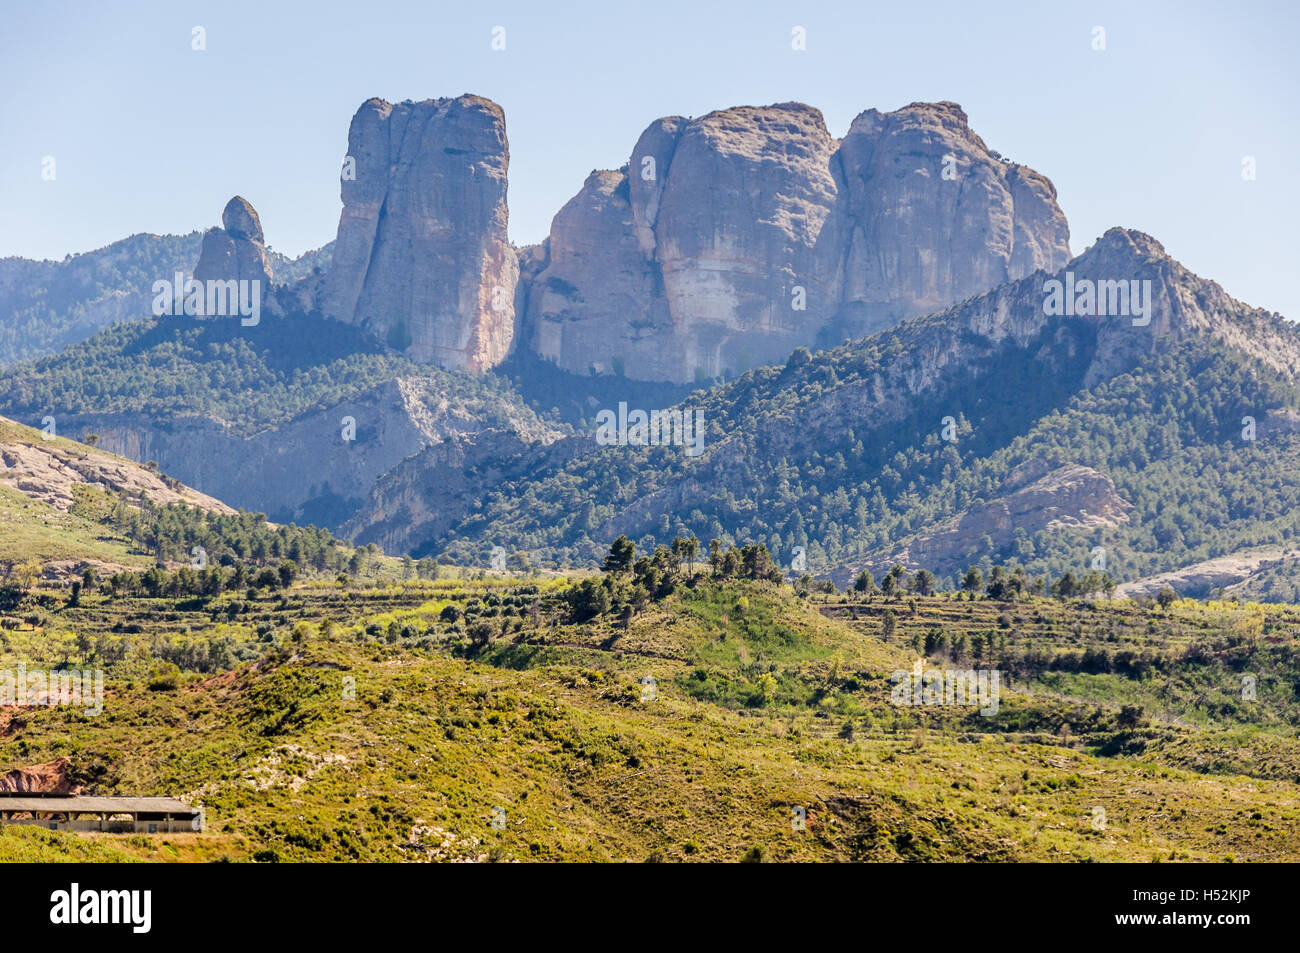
[3,95,1295,601]
[0,232,332,366]
[394,228,1300,592]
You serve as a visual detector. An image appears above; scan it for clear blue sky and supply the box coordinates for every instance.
[2,0,1296,317]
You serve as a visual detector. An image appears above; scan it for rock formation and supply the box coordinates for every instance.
[877,463,1133,580]
[527,103,840,382]
[192,195,274,293]
[0,758,78,794]
[324,96,518,371]
[0,419,235,515]
[63,377,563,530]
[1115,549,1300,600]
[524,101,1072,382]
[822,102,1069,337]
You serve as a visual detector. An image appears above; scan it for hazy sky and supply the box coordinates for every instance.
[2,0,1296,317]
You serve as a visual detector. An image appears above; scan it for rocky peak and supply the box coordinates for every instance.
[221,195,264,241]
[1064,226,1300,381]
[524,98,1072,383]
[825,100,1070,336]
[324,95,517,371]
[192,194,273,292]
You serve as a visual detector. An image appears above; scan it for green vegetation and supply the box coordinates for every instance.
[3,535,1298,862]
[0,313,538,435]
[80,491,352,574]
[434,332,1300,597]
[0,234,202,365]
[0,234,332,366]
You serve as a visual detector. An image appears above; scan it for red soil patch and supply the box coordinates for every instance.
[0,756,79,794]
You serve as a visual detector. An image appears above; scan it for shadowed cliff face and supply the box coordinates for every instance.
[325,96,518,371]
[525,100,1071,383]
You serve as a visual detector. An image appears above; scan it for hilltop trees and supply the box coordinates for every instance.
[603,535,636,574]
[1049,570,1115,601]
[567,536,784,623]
[97,499,351,575]
[98,559,304,601]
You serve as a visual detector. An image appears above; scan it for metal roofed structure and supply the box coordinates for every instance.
[0,795,202,833]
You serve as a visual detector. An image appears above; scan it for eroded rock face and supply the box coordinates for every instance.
[529,103,839,382]
[527,169,676,378]
[325,96,517,371]
[63,377,562,529]
[192,196,274,293]
[524,100,1072,382]
[0,425,235,515]
[824,102,1071,338]
[0,758,78,794]
[874,463,1133,580]
[343,428,578,556]
[1115,549,1300,600]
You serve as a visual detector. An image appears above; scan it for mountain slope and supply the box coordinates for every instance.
[0,314,565,529]
[401,228,1300,592]
[0,415,232,575]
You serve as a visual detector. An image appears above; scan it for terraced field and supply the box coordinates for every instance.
[2,571,1298,862]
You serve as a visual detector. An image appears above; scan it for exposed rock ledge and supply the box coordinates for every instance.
[1115,548,1300,599]
[845,463,1132,582]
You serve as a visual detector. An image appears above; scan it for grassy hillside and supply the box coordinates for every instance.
[0,415,222,574]
[3,556,1298,863]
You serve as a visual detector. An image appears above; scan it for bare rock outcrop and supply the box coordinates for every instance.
[529,103,839,381]
[325,96,518,371]
[343,428,578,556]
[1115,549,1300,600]
[0,420,235,515]
[823,102,1070,338]
[192,196,274,293]
[524,100,1071,382]
[0,758,79,794]
[869,464,1133,580]
[62,378,563,529]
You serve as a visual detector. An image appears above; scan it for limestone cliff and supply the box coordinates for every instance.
[324,96,518,371]
[524,100,1071,382]
[61,377,563,529]
[823,102,1070,337]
